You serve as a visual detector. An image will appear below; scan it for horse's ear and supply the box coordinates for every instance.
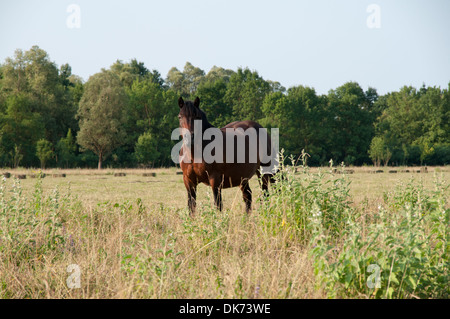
[178,97,184,108]
[194,97,200,108]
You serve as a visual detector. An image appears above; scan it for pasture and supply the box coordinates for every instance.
[0,164,448,299]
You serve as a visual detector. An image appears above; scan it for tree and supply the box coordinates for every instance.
[57,128,77,168]
[166,67,185,94]
[0,94,44,166]
[224,68,271,121]
[134,132,160,167]
[205,66,234,83]
[196,78,232,128]
[0,46,78,151]
[76,70,127,169]
[286,86,329,164]
[165,62,205,96]
[373,84,449,165]
[182,62,205,95]
[368,136,392,166]
[36,139,54,169]
[110,59,163,89]
[326,82,375,165]
[260,86,330,165]
[126,79,165,135]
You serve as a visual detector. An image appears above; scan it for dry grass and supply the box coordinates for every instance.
[0,166,448,299]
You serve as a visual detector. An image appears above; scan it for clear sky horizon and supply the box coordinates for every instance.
[0,0,449,95]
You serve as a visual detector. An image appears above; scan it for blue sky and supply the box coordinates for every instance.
[0,0,449,95]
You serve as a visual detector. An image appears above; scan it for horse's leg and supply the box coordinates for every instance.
[240,180,252,213]
[256,171,270,197]
[212,186,223,211]
[183,176,197,216]
[209,175,223,211]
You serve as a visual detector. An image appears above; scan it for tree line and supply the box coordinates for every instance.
[0,46,448,169]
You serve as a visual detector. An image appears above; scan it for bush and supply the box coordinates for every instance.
[0,175,69,260]
[425,144,450,165]
[259,151,449,298]
[306,170,449,298]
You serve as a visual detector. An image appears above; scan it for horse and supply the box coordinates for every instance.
[177,96,278,215]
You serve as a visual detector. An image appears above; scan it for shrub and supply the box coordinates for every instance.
[308,172,449,298]
[259,151,449,298]
[0,175,68,261]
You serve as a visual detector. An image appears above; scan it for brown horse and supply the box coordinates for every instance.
[178,97,278,215]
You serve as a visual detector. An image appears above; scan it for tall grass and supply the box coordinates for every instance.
[263,152,449,298]
[0,160,448,299]
[0,173,319,298]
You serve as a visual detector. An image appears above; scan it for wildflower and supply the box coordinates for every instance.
[312,210,322,218]
[254,285,260,298]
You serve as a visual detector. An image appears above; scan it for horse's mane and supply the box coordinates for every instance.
[182,100,213,129]
[182,100,203,117]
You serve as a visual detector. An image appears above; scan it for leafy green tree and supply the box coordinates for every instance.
[36,139,54,169]
[156,89,180,165]
[195,78,232,127]
[57,128,77,168]
[261,86,330,165]
[60,63,74,89]
[368,136,392,166]
[224,68,271,120]
[112,79,167,167]
[135,132,160,167]
[165,62,205,96]
[183,62,205,95]
[205,66,234,83]
[127,79,165,134]
[11,145,23,168]
[0,46,78,148]
[286,86,330,164]
[76,70,128,169]
[373,84,449,165]
[166,67,185,94]
[110,59,163,89]
[326,82,375,165]
[110,59,141,88]
[0,94,44,166]
[260,91,292,154]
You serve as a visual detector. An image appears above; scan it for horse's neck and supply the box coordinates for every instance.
[202,119,214,131]
[183,119,215,163]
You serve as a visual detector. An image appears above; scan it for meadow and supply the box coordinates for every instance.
[0,161,448,299]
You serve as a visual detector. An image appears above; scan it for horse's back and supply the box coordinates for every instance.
[222,120,274,166]
[221,120,263,131]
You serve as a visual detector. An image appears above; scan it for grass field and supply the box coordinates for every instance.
[0,164,448,299]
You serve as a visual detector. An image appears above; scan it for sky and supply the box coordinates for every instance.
[0,0,449,95]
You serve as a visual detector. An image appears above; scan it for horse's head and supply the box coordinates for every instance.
[178,97,206,140]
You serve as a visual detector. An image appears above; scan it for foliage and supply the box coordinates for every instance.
[56,129,77,168]
[0,176,68,260]
[135,132,160,167]
[0,167,447,298]
[368,136,392,166]
[301,168,449,299]
[0,45,449,168]
[255,151,449,298]
[76,70,128,169]
[36,138,54,169]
